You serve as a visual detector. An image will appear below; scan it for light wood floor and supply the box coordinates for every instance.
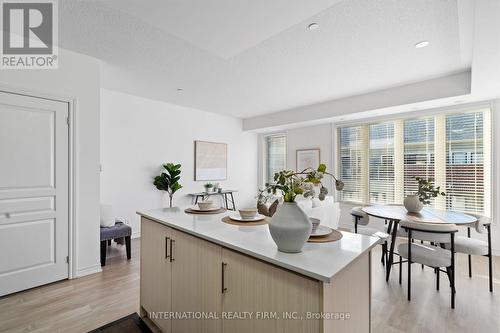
[0,238,498,333]
[0,239,140,333]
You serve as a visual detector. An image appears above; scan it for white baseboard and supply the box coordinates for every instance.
[76,264,102,278]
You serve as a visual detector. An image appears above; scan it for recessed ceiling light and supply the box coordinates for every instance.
[415,40,430,49]
[307,23,320,31]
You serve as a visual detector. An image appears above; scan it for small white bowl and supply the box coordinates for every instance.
[310,218,320,232]
[238,208,258,219]
[198,201,214,210]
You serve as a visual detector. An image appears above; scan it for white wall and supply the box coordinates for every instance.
[100,89,258,237]
[0,48,101,276]
[285,124,334,193]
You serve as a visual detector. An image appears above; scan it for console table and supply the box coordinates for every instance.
[188,190,237,210]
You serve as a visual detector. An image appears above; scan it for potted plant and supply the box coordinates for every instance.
[153,163,183,208]
[204,182,214,193]
[404,177,446,213]
[262,164,343,253]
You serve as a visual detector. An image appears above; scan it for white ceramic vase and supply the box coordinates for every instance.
[268,202,312,253]
[404,195,424,213]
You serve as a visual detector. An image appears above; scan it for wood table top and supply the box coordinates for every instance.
[362,205,477,225]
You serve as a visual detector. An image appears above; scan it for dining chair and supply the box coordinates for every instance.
[397,219,458,308]
[350,207,390,265]
[444,213,493,292]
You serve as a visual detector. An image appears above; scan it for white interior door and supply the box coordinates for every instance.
[0,91,69,296]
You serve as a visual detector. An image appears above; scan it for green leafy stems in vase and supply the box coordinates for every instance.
[414,177,446,205]
[262,164,344,202]
[153,163,183,208]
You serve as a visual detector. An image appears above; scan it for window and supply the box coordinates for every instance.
[445,111,488,214]
[337,108,492,216]
[339,126,365,202]
[264,134,286,185]
[369,122,394,204]
[403,117,435,200]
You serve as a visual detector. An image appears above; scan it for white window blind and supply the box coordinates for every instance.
[336,108,492,217]
[369,122,394,204]
[403,117,435,201]
[445,111,490,215]
[339,126,366,202]
[265,135,286,185]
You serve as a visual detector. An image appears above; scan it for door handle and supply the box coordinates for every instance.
[165,237,170,259]
[221,262,227,294]
[169,239,175,262]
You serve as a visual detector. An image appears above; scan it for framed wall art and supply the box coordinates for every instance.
[296,149,320,171]
[194,140,227,181]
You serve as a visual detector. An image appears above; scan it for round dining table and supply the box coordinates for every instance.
[362,205,478,281]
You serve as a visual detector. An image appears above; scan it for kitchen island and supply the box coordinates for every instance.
[137,208,378,333]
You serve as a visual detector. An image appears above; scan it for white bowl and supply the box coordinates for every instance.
[198,201,214,210]
[310,218,320,232]
[238,208,258,219]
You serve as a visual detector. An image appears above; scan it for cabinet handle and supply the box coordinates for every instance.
[165,237,170,259]
[221,262,227,294]
[169,239,175,262]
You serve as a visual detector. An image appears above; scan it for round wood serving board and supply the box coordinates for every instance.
[185,207,226,215]
[308,229,343,243]
[221,215,270,226]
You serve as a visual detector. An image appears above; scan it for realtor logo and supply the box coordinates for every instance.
[1,0,58,69]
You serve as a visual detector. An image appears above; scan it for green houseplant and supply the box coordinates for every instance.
[204,182,214,193]
[153,163,183,208]
[404,177,445,213]
[263,163,344,202]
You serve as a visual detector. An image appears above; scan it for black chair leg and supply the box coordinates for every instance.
[451,265,455,309]
[467,227,472,278]
[381,242,386,266]
[468,255,472,278]
[107,239,111,246]
[125,236,131,260]
[436,268,440,291]
[485,224,493,292]
[100,240,107,266]
[399,255,402,285]
[421,240,424,269]
[407,230,412,301]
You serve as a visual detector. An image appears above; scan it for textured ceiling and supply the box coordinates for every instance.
[99,0,342,59]
[59,0,473,118]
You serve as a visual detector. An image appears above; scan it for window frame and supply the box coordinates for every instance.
[335,105,493,218]
[262,132,287,187]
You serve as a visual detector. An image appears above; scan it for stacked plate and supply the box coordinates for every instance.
[309,225,333,237]
[189,205,221,212]
[228,213,266,222]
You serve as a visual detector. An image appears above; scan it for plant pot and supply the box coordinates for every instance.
[268,202,312,253]
[404,195,424,213]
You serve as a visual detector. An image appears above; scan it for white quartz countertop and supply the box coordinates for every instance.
[137,208,379,283]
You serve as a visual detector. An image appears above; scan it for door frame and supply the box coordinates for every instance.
[0,84,78,279]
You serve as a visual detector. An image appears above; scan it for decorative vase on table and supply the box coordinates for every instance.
[261,163,343,253]
[268,202,312,253]
[404,177,446,213]
[404,194,423,213]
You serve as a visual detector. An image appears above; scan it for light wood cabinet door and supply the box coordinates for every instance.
[140,218,172,333]
[221,248,321,333]
[171,229,222,333]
